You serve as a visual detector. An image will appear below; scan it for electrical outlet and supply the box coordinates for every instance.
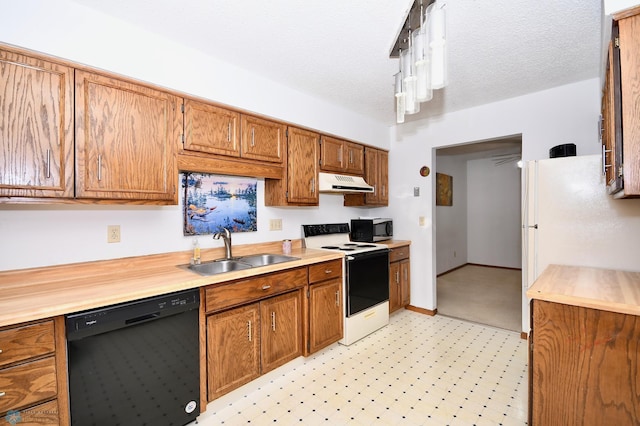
[107,225,121,243]
[269,219,282,231]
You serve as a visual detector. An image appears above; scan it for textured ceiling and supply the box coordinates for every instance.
[71,0,603,126]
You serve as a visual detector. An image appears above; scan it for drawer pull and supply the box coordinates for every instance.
[325,269,332,274]
[0,349,3,354]
[262,285,271,290]
[0,391,5,398]
[271,312,276,331]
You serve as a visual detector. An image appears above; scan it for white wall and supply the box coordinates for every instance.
[466,158,522,269]
[434,156,468,274]
[0,0,391,271]
[388,78,601,317]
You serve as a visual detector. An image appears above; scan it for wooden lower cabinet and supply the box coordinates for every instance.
[0,317,68,425]
[260,291,303,373]
[206,289,303,401]
[306,259,343,355]
[530,299,640,425]
[389,245,410,313]
[206,303,260,401]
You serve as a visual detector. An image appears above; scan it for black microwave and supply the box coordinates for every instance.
[350,218,393,242]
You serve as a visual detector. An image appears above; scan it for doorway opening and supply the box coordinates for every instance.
[434,135,522,332]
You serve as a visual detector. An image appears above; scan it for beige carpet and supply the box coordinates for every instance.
[437,264,522,332]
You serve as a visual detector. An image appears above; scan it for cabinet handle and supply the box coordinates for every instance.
[0,392,5,398]
[251,128,255,146]
[227,122,232,142]
[97,154,102,181]
[396,271,400,284]
[262,285,271,290]
[271,312,276,331]
[382,184,387,197]
[338,149,342,164]
[311,178,315,194]
[325,269,332,274]
[46,149,51,178]
[247,320,252,342]
[349,150,353,165]
[335,290,340,306]
[602,144,612,176]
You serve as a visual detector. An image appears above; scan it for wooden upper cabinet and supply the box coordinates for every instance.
[286,127,319,205]
[603,9,640,198]
[183,99,239,157]
[0,48,74,198]
[320,136,364,175]
[240,115,285,164]
[344,147,389,207]
[75,70,180,203]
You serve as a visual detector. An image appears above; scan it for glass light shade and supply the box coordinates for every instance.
[401,48,419,114]
[413,26,432,102]
[429,4,447,89]
[394,72,405,124]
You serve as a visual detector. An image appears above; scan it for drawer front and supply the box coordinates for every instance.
[206,268,307,312]
[0,356,57,414]
[0,321,55,368]
[389,246,410,263]
[0,399,59,425]
[308,260,342,284]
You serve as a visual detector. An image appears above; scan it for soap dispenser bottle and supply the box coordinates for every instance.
[192,239,201,264]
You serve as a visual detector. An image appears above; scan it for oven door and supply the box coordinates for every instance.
[345,249,390,316]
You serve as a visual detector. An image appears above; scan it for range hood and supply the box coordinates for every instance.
[318,172,374,193]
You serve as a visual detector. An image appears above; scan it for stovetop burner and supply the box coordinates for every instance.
[303,223,389,255]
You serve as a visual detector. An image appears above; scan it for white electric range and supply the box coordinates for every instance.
[302,223,390,345]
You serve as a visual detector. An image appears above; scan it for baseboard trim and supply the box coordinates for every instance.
[406,305,437,316]
[438,262,522,277]
[520,332,528,340]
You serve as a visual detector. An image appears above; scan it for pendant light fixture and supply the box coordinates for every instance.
[390,0,447,124]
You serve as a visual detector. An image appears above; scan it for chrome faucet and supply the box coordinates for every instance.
[213,227,233,259]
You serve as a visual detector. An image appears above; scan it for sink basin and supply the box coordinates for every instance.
[237,253,300,267]
[187,259,252,276]
[184,254,299,276]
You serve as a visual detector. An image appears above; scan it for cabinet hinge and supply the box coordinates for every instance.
[307,341,310,352]
[618,165,624,177]
[181,103,185,113]
[307,290,310,298]
[614,37,620,48]
[181,134,185,144]
[286,128,289,138]
[285,191,289,199]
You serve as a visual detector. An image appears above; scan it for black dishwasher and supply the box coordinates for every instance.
[66,289,200,426]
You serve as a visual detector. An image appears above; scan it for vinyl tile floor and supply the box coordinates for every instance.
[194,309,528,425]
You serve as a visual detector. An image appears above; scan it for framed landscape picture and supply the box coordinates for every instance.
[436,173,452,206]
[181,172,257,235]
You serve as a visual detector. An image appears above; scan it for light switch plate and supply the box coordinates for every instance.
[269,219,282,231]
[414,187,420,197]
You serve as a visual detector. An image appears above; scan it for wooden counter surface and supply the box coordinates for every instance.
[381,239,411,249]
[0,240,343,328]
[527,264,640,316]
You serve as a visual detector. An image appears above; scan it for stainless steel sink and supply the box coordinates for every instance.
[237,253,300,267]
[184,254,299,276]
[187,259,252,276]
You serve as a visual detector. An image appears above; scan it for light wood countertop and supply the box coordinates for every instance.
[527,264,640,316]
[381,239,411,249]
[0,240,343,328]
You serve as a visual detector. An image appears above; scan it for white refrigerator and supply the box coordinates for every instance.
[521,154,640,330]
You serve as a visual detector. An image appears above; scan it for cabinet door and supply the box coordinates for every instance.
[286,127,319,205]
[377,150,389,205]
[309,278,343,354]
[183,99,240,157]
[364,148,380,205]
[617,14,640,196]
[0,49,74,198]
[400,259,411,307]
[75,70,180,202]
[320,136,345,172]
[240,115,284,163]
[389,261,401,313]
[260,290,302,373]
[344,142,364,175]
[207,303,260,401]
